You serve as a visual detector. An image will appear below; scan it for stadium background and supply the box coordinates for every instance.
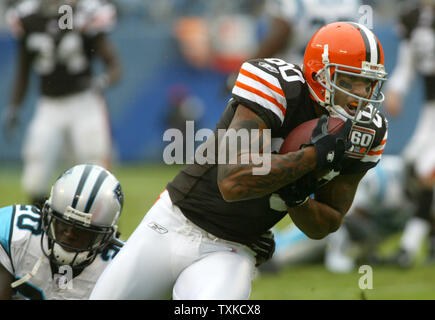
[0,0,425,163]
[0,0,433,299]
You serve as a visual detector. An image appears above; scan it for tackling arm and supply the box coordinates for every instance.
[288,172,365,239]
[10,39,31,107]
[3,39,31,139]
[94,34,122,89]
[255,16,291,59]
[7,39,31,113]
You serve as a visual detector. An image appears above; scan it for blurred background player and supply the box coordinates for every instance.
[225,0,362,93]
[261,155,415,274]
[2,0,122,208]
[0,164,124,300]
[255,0,361,62]
[384,0,435,268]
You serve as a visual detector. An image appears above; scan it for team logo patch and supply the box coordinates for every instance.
[258,61,279,73]
[346,125,376,158]
[326,151,335,163]
[148,222,168,234]
[114,183,124,208]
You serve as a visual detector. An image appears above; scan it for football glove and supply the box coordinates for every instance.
[306,115,352,171]
[249,230,275,267]
[276,174,317,207]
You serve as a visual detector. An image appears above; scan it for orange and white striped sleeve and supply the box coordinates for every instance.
[232,61,287,125]
[362,129,388,164]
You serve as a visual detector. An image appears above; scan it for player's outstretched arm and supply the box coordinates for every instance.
[3,40,31,140]
[288,172,365,239]
[217,104,317,202]
[10,40,31,108]
[94,34,122,89]
[0,263,13,300]
[255,16,291,59]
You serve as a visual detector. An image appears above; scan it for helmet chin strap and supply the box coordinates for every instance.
[52,243,88,266]
[49,221,89,267]
[10,246,88,289]
[11,252,49,288]
[11,233,54,288]
[324,105,349,122]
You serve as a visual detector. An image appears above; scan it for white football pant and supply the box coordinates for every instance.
[22,89,112,198]
[90,190,256,300]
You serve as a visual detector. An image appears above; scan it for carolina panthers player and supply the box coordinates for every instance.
[91,22,388,300]
[2,0,122,209]
[385,0,435,267]
[0,164,124,300]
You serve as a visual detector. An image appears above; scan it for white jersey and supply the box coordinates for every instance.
[265,0,361,64]
[0,205,121,300]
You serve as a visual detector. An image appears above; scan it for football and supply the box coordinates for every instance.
[279,117,345,154]
[279,117,345,179]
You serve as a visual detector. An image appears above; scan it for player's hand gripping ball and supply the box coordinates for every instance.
[276,116,351,207]
[280,116,346,153]
[280,115,351,174]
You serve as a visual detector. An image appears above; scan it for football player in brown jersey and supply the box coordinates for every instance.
[90,22,388,300]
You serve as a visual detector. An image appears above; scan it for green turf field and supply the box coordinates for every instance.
[1,163,434,300]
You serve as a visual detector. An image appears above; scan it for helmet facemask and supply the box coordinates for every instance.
[309,45,387,125]
[41,203,115,269]
[39,164,123,271]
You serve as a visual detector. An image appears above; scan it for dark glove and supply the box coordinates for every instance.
[249,230,275,267]
[276,174,317,207]
[306,115,352,171]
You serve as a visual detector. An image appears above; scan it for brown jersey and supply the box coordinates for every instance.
[8,0,116,97]
[167,58,388,245]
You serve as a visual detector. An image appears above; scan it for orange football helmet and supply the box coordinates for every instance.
[303,22,387,124]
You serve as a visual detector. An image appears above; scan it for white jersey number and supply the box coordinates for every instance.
[264,58,305,83]
[27,32,88,75]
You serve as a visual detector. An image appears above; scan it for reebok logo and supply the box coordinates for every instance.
[148,222,168,234]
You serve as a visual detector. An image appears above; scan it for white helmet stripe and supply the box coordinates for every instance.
[347,22,379,64]
[358,23,378,64]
